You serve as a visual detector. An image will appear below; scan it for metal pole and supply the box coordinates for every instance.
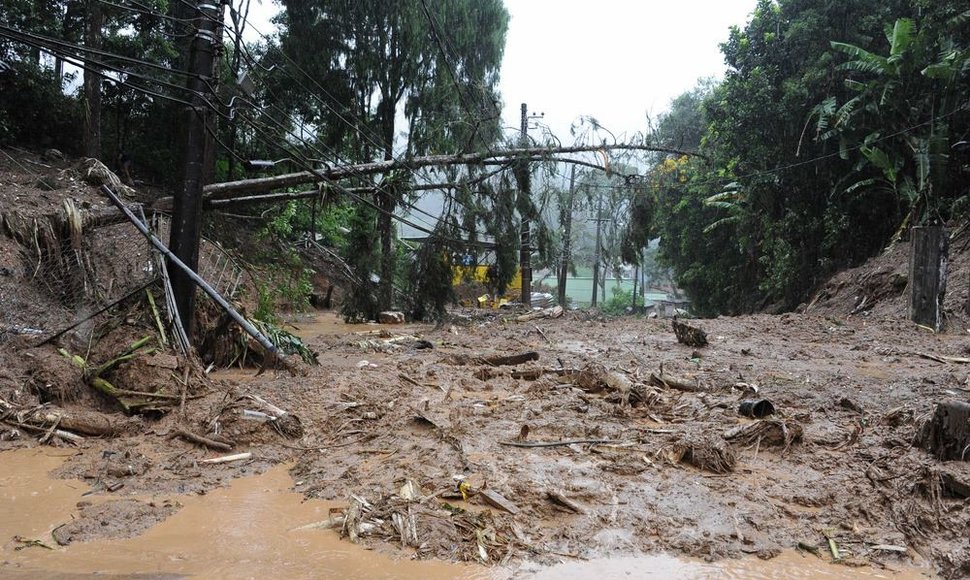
[169,0,225,341]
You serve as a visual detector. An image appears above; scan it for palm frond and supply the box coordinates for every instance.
[888,19,915,61]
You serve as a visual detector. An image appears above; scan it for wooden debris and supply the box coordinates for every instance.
[378,311,405,324]
[672,318,707,347]
[450,351,539,367]
[545,490,585,514]
[499,438,618,448]
[672,435,736,473]
[917,400,970,461]
[723,419,803,451]
[174,427,233,451]
[509,367,580,381]
[516,305,563,322]
[916,352,970,364]
[478,489,520,514]
[200,452,252,464]
[649,371,704,392]
[938,462,970,498]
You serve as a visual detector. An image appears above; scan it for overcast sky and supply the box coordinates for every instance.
[498,0,755,142]
[246,0,755,142]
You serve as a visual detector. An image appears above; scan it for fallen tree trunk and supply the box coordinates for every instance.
[154,143,700,205]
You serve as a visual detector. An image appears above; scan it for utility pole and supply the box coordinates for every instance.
[557,165,576,308]
[519,102,531,308]
[82,0,103,159]
[590,191,604,308]
[169,0,225,341]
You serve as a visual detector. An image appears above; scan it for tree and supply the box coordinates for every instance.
[274,0,510,313]
[812,11,970,230]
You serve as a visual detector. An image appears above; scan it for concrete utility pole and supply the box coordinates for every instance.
[557,165,576,308]
[519,102,532,307]
[169,0,225,340]
[591,191,604,308]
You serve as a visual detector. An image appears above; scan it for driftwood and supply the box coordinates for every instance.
[450,351,539,367]
[672,319,708,347]
[478,489,520,515]
[649,371,704,392]
[200,452,252,464]
[545,490,585,514]
[917,401,970,461]
[516,306,564,322]
[173,427,233,451]
[498,438,617,448]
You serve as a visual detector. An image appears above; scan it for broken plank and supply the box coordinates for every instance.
[478,489,520,515]
[546,490,585,514]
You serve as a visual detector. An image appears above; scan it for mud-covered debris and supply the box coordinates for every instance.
[449,351,539,367]
[917,400,970,461]
[52,498,178,545]
[649,370,704,392]
[545,489,585,514]
[672,434,736,473]
[723,419,803,451]
[672,318,708,347]
[515,305,563,322]
[378,311,405,324]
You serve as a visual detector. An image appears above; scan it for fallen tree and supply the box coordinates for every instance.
[154,143,700,207]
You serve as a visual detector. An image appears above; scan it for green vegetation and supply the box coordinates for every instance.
[626,1,969,316]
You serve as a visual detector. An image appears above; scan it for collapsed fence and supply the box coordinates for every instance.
[0,185,286,371]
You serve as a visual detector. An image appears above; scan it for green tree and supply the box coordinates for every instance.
[274,0,509,314]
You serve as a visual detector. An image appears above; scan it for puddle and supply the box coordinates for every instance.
[525,552,933,579]
[282,311,359,340]
[1,448,935,580]
[0,448,490,579]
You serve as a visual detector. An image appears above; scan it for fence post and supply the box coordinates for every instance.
[909,225,948,331]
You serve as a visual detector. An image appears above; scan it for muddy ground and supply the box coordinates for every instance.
[1,147,968,578]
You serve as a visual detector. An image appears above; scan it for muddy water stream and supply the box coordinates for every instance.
[2,448,934,579]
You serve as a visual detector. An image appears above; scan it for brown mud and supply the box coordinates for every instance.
[3,310,964,578]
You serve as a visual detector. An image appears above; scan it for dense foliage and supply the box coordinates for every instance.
[633,0,969,316]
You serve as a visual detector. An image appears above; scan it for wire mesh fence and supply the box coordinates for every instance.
[0,199,252,347]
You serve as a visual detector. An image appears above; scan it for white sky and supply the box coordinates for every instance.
[499,0,755,142]
[245,0,755,143]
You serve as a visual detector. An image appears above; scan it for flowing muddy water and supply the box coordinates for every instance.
[1,448,488,579]
[2,448,934,579]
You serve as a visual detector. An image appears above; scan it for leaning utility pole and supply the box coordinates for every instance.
[169,0,224,341]
[519,103,532,307]
[590,191,604,308]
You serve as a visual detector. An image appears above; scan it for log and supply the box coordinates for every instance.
[649,372,704,392]
[918,400,970,461]
[200,452,252,464]
[545,490,585,514]
[174,427,233,451]
[482,351,539,366]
